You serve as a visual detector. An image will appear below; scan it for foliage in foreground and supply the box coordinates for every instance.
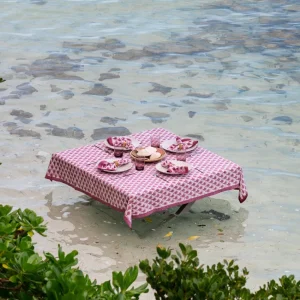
[0,204,299,299]
[0,78,5,83]
[140,244,300,299]
[0,205,148,299]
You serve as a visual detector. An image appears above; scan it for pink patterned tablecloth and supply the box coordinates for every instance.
[45,128,248,227]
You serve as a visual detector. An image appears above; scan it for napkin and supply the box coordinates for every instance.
[107,136,133,149]
[169,136,198,151]
[98,158,130,171]
[161,160,189,174]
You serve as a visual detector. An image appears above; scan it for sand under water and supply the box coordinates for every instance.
[1,0,300,297]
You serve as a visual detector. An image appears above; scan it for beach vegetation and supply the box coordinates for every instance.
[0,204,299,299]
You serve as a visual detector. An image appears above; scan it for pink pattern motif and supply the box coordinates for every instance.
[169,136,198,151]
[45,128,248,228]
[167,166,189,174]
[107,136,133,149]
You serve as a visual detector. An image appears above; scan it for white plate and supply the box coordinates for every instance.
[104,137,140,150]
[156,160,192,175]
[98,159,133,173]
[161,138,198,153]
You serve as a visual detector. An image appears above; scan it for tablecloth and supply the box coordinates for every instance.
[45,128,248,227]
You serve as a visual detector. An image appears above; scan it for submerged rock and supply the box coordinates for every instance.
[40,105,47,111]
[0,99,5,105]
[241,115,253,122]
[185,134,204,141]
[187,92,214,98]
[201,209,230,221]
[10,82,37,96]
[99,73,120,81]
[91,127,131,140]
[141,63,155,69]
[148,83,173,95]
[46,126,84,139]
[3,122,18,131]
[271,116,293,125]
[143,112,170,124]
[63,39,125,52]
[50,84,62,92]
[113,49,151,61]
[100,117,118,126]
[59,90,74,100]
[181,84,192,88]
[10,109,33,118]
[188,111,196,118]
[28,54,83,79]
[10,129,41,138]
[83,84,113,96]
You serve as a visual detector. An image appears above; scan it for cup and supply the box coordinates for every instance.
[150,134,161,148]
[176,147,187,162]
[134,157,146,171]
[114,147,123,158]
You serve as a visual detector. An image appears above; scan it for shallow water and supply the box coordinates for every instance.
[1,0,300,294]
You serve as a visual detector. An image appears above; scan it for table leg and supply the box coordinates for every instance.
[175,201,195,216]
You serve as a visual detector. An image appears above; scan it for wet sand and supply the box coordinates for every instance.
[1,0,300,296]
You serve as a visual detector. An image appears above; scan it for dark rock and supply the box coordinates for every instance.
[104,97,112,102]
[188,111,196,118]
[44,111,51,117]
[144,38,213,55]
[31,0,47,4]
[100,117,118,126]
[181,84,192,88]
[36,123,55,128]
[40,105,47,111]
[201,209,230,221]
[238,86,250,93]
[83,84,113,96]
[141,63,155,69]
[10,83,37,96]
[181,99,195,104]
[132,111,138,114]
[271,116,293,125]
[185,71,199,77]
[10,109,33,118]
[10,129,41,138]
[1,95,21,100]
[50,84,62,92]
[270,88,286,94]
[185,134,204,141]
[213,101,228,111]
[59,90,74,99]
[149,83,173,95]
[46,126,84,139]
[63,39,125,52]
[29,54,83,79]
[143,112,170,124]
[0,99,5,105]
[187,92,214,98]
[99,73,120,81]
[113,49,151,61]
[91,127,131,140]
[3,122,18,131]
[108,68,121,72]
[241,115,253,122]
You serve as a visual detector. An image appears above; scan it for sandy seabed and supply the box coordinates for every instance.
[1,0,300,297]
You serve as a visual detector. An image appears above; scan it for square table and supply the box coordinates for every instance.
[45,128,248,228]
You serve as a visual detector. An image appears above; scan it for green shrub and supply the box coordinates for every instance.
[0,78,5,83]
[139,243,300,299]
[0,205,148,299]
[0,204,299,299]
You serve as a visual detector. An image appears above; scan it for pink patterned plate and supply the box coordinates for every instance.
[155,160,192,175]
[97,159,133,173]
